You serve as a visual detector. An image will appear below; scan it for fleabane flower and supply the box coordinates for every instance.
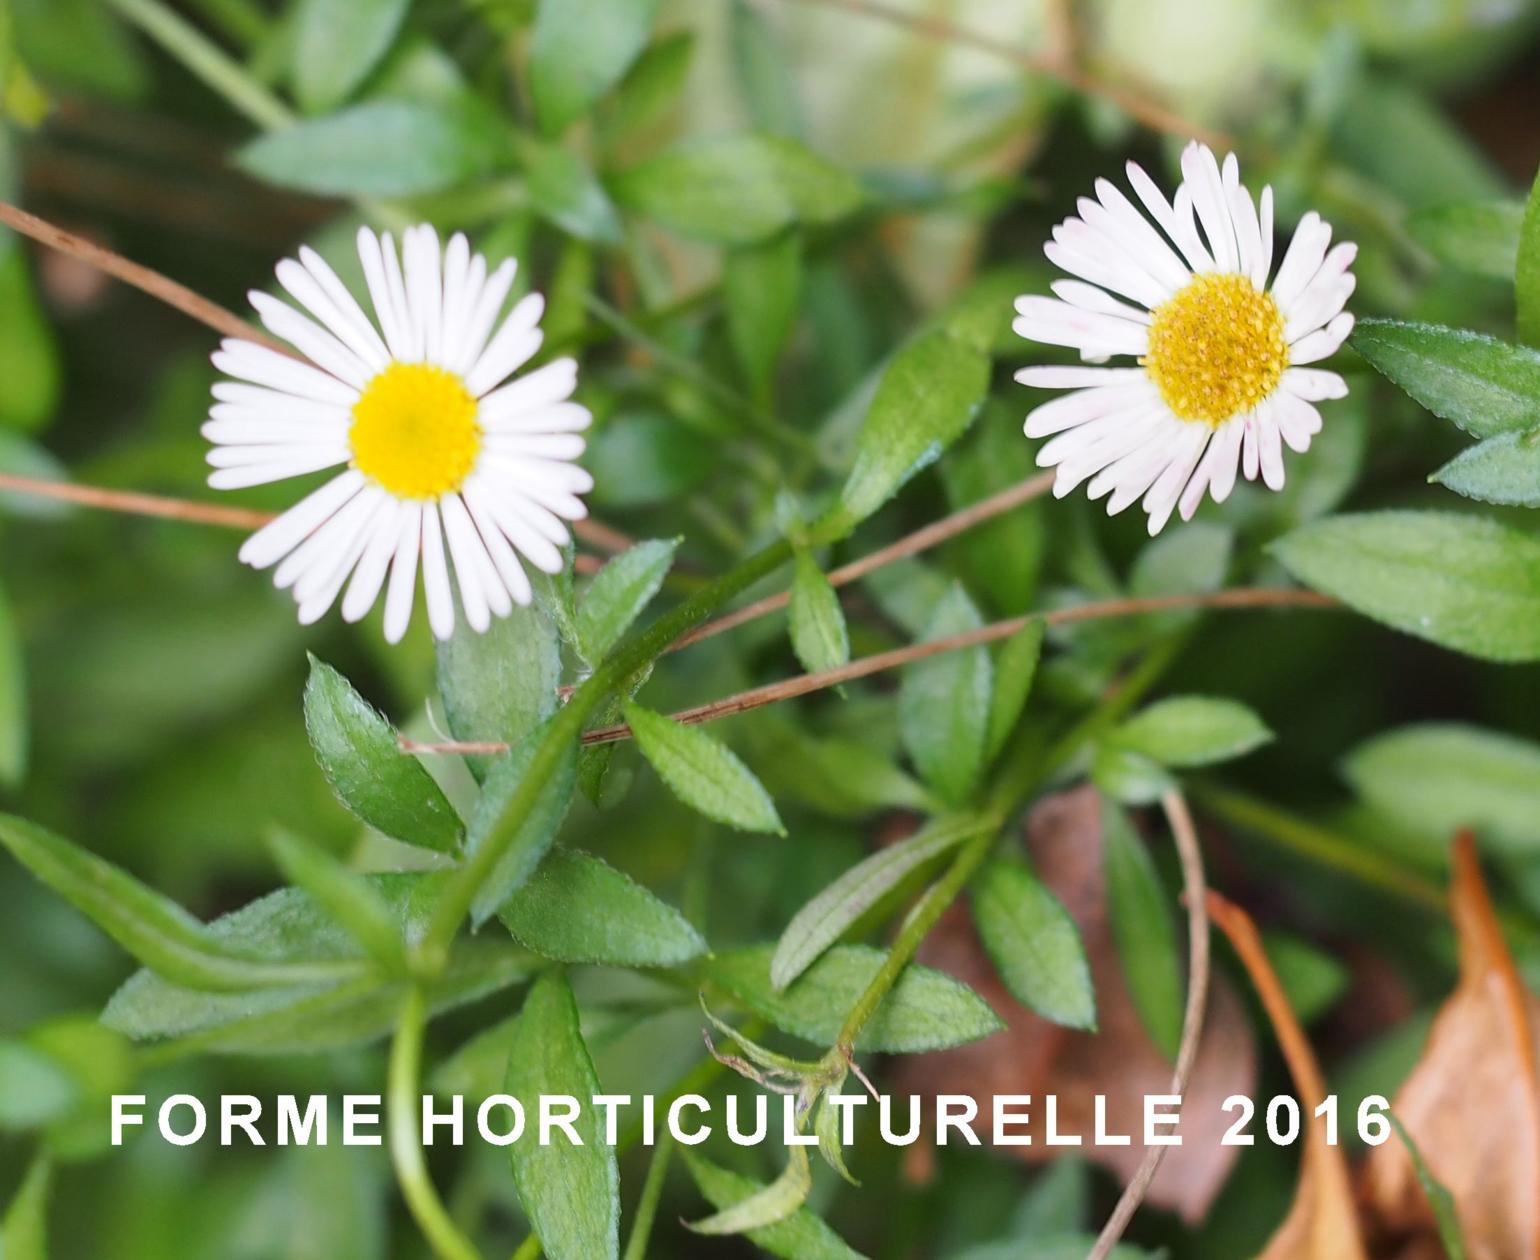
[1013,141,1355,534]
[204,225,591,642]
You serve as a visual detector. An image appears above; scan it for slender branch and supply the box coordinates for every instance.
[671,471,1056,651]
[780,0,1231,148]
[388,988,486,1260]
[0,201,288,354]
[1086,789,1210,1260]
[402,588,1338,755]
[620,1131,676,1260]
[0,471,278,530]
[508,1236,540,1260]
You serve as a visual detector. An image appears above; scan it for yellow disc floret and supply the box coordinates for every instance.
[349,362,481,499]
[1143,272,1288,426]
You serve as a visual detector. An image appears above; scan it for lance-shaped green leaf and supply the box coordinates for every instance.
[1343,723,1540,855]
[788,552,849,676]
[727,231,802,399]
[1520,162,1540,347]
[613,133,864,245]
[101,877,528,1054]
[601,31,694,147]
[497,848,705,966]
[576,538,678,664]
[624,702,783,834]
[746,718,936,820]
[683,1152,866,1259]
[1407,200,1524,280]
[290,0,407,113]
[690,1143,812,1238]
[0,814,361,992]
[971,858,1095,1031]
[1388,1116,1468,1260]
[514,132,623,243]
[306,656,462,851]
[1112,696,1272,768]
[436,603,560,780]
[770,816,982,990]
[0,580,26,787]
[238,99,507,197]
[825,326,990,532]
[465,717,579,925]
[900,585,991,806]
[529,0,660,135]
[1272,511,1540,663]
[505,973,619,1260]
[984,620,1043,763]
[267,830,404,971]
[1,1155,49,1260]
[1351,319,1540,438]
[1102,802,1182,1060]
[707,944,1001,1052]
[1433,428,1540,506]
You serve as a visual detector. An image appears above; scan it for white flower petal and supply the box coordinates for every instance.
[465,292,546,397]
[1045,236,1169,310]
[1125,159,1214,273]
[477,357,579,426]
[279,254,389,371]
[1143,423,1213,534]
[1023,382,1155,437]
[420,501,455,641]
[206,440,348,468]
[249,292,371,389]
[212,339,359,407]
[1282,242,1358,339]
[484,432,587,460]
[451,258,517,376]
[405,224,444,365]
[383,504,424,645]
[357,228,413,361]
[1012,295,1149,358]
[1091,178,1192,291]
[1255,186,1275,288]
[1256,403,1287,490]
[1241,415,1260,482]
[341,497,403,624]
[439,491,493,633]
[1270,213,1332,311]
[439,233,472,364]
[209,383,350,425]
[1015,365,1148,391]
[1048,279,1152,324]
[203,415,348,445]
[1289,313,1354,364]
[238,470,365,570]
[297,491,390,622]
[1272,391,1324,453]
[1179,418,1243,520]
[461,481,533,607]
[380,231,419,361]
[1281,367,1348,401]
[276,485,382,593]
[207,447,349,489]
[484,401,592,436]
[1181,143,1238,272]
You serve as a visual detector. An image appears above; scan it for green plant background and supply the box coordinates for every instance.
[2,0,1540,1257]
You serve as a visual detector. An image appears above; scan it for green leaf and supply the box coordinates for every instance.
[600,31,694,145]
[1388,1115,1468,1260]
[613,133,864,245]
[728,0,804,137]
[1351,319,1540,439]
[984,621,1044,763]
[1432,429,1540,506]
[689,1145,813,1238]
[576,539,678,664]
[1263,931,1349,1024]
[1519,161,1540,348]
[505,973,619,1260]
[1343,723,1540,855]
[1113,696,1272,768]
[827,326,991,532]
[745,719,936,820]
[237,99,507,197]
[623,702,783,833]
[305,656,462,851]
[899,585,991,806]
[514,132,624,243]
[726,230,803,400]
[1090,744,1175,808]
[0,580,26,787]
[529,0,660,135]
[0,1040,75,1131]
[770,816,980,990]
[497,848,705,966]
[291,0,408,113]
[683,1152,866,1260]
[267,831,404,971]
[1102,803,1182,1059]
[102,877,528,1053]
[788,553,849,676]
[465,717,579,925]
[0,813,361,992]
[706,944,1001,1053]
[437,603,560,781]
[971,859,1095,1031]
[1272,511,1540,663]
[0,250,60,434]
[0,1155,49,1260]
[1407,201,1524,281]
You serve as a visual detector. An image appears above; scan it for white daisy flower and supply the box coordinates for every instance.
[204,224,592,643]
[1013,141,1355,535]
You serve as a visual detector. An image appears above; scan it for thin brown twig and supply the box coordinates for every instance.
[0,200,290,354]
[401,587,1337,754]
[780,0,1231,148]
[672,471,1057,651]
[1086,788,1210,1260]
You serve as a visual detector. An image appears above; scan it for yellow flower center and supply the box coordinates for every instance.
[1143,272,1288,426]
[349,362,481,499]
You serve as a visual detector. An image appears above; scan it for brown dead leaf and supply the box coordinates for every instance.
[896,785,1256,1221]
[1361,832,1540,1260]
[1208,890,1370,1260]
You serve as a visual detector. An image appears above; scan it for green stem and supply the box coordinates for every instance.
[103,0,294,130]
[388,988,485,1260]
[185,0,271,46]
[621,1131,677,1260]
[420,539,795,966]
[508,1236,541,1260]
